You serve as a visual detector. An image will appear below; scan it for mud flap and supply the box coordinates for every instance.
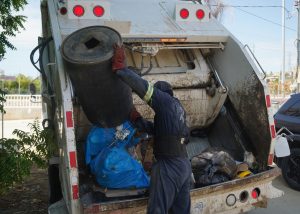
[48,199,68,214]
[264,182,284,199]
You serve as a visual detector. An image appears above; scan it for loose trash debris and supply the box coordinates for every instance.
[191,149,238,187]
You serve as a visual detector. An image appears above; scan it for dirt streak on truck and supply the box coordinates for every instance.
[36,0,283,213]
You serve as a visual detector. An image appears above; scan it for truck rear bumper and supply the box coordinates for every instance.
[190,167,282,213]
[82,167,282,214]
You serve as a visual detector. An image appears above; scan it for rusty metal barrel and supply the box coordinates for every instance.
[61,26,133,127]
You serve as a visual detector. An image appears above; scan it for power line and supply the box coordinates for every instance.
[210,4,293,15]
[234,7,296,32]
[208,4,290,12]
[222,5,286,9]
[210,4,297,32]
[238,5,295,18]
[230,5,291,14]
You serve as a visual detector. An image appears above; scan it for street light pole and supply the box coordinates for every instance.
[18,78,21,94]
[296,0,300,92]
[282,0,286,95]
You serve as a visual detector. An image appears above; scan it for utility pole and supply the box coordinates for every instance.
[282,0,286,95]
[296,0,300,92]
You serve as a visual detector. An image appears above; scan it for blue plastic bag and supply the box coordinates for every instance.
[85,121,150,189]
[92,146,149,189]
[85,126,115,168]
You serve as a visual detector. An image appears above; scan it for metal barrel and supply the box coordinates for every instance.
[61,26,133,128]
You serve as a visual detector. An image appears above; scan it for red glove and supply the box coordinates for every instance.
[112,44,126,72]
[130,107,142,122]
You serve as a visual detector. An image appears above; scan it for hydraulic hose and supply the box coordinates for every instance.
[30,37,56,119]
[30,36,54,94]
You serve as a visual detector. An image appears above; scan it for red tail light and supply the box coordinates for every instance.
[93,6,105,17]
[60,7,68,15]
[251,188,260,199]
[180,8,189,19]
[196,9,205,20]
[73,5,85,17]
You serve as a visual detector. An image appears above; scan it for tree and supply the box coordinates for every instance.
[0,120,55,195]
[0,88,54,195]
[0,0,28,61]
[16,74,31,93]
[1,74,41,94]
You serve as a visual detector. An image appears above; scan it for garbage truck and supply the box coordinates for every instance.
[35,0,284,213]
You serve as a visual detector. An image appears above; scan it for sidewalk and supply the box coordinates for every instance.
[0,119,40,139]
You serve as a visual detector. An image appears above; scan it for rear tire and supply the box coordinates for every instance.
[281,148,300,191]
[48,164,63,204]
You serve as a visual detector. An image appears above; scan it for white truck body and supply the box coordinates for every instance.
[39,0,283,213]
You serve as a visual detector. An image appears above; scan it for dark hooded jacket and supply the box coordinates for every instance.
[116,68,189,158]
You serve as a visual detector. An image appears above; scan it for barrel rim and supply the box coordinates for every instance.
[61,25,122,65]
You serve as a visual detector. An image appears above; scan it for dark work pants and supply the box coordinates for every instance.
[147,157,191,214]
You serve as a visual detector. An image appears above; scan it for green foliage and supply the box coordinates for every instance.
[0,0,28,60]
[0,120,55,195]
[2,75,41,94]
[32,77,41,93]
[15,74,31,93]
[0,88,54,195]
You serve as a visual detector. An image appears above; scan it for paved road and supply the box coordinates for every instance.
[0,119,40,139]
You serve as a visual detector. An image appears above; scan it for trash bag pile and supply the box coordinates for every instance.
[191,148,238,187]
[85,121,150,189]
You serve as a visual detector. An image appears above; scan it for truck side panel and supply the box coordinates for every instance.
[45,0,81,213]
[210,36,272,168]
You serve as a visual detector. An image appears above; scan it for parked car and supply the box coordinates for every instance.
[274,93,300,191]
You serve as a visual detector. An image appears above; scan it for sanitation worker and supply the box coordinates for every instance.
[111,44,191,214]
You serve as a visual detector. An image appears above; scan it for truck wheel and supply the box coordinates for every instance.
[48,164,63,204]
[281,148,300,191]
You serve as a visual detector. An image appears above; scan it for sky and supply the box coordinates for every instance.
[0,0,298,77]
[0,0,41,78]
[221,0,298,74]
